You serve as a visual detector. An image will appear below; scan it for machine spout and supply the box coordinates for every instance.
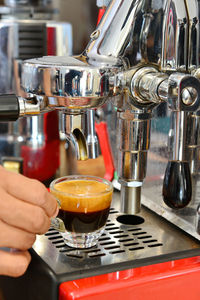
[86,110,99,159]
[61,111,99,161]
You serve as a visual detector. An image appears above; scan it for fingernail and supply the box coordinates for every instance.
[52,206,59,218]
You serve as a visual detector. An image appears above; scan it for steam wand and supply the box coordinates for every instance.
[162,111,192,209]
[160,74,200,208]
[120,68,200,211]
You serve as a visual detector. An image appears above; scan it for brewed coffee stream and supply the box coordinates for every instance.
[162,161,192,209]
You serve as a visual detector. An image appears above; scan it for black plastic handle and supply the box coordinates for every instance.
[0,94,19,121]
[162,161,192,209]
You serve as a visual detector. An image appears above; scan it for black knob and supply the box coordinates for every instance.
[162,161,192,209]
[0,94,19,121]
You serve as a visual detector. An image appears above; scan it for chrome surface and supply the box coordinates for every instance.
[186,0,199,72]
[19,0,200,229]
[62,113,88,161]
[173,111,187,161]
[131,68,168,104]
[86,109,99,159]
[32,193,200,278]
[18,96,51,116]
[22,56,110,109]
[86,0,187,71]
[61,110,99,161]
[162,0,188,72]
[120,185,141,214]
[142,169,200,241]
[117,109,151,183]
[186,112,200,175]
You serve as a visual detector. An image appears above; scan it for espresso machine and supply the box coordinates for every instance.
[2,0,200,299]
[0,0,72,182]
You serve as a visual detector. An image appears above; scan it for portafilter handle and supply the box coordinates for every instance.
[0,94,50,122]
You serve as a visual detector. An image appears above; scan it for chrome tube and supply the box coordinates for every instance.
[61,112,88,161]
[186,111,200,175]
[173,111,187,162]
[86,110,99,159]
[121,185,141,214]
[85,0,141,67]
[117,105,151,214]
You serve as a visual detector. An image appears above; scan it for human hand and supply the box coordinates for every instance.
[0,166,58,277]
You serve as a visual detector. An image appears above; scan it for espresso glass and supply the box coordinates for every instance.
[50,175,113,248]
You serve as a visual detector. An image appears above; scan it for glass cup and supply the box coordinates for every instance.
[50,175,113,248]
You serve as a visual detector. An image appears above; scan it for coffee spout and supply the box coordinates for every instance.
[61,111,99,161]
[86,110,99,159]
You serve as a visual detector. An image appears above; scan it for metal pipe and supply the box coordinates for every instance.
[86,109,99,159]
[121,185,141,214]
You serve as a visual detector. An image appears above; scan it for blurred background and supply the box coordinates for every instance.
[0,0,98,54]
[53,0,98,54]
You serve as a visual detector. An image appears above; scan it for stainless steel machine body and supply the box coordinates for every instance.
[2,2,200,299]
[0,0,72,180]
[3,0,200,237]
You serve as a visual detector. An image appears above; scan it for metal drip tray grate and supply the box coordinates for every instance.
[46,217,163,259]
[33,205,200,282]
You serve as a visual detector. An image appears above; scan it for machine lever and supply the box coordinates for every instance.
[162,161,192,209]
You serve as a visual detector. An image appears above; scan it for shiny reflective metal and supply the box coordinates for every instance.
[186,111,200,175]
[22,56,110,109]
[120,185,141,214]
[117,109,151,182]
[20,0,200,226]
[86,109,99,159]
[33,194,200,280]
[61,110,99,160]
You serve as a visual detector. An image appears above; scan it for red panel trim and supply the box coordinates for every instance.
[97,8,106,25]
[59,256,200,300]
[95,121,115,181]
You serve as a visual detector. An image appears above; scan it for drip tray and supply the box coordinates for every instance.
[33,204,200,282]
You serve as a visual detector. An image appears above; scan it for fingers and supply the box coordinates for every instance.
[0,188,51,234]
[0,167,58,278]
[0,166,58,218]
[0,250,31,277]
[0,219,36,250]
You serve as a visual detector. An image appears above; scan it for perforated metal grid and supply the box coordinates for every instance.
[32,204,200,281]
[45,208,163,259]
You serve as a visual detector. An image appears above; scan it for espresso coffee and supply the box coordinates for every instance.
[58,207,110,233]
[51,179,112,233]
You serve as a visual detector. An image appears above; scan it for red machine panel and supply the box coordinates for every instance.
[59,256,200,300]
